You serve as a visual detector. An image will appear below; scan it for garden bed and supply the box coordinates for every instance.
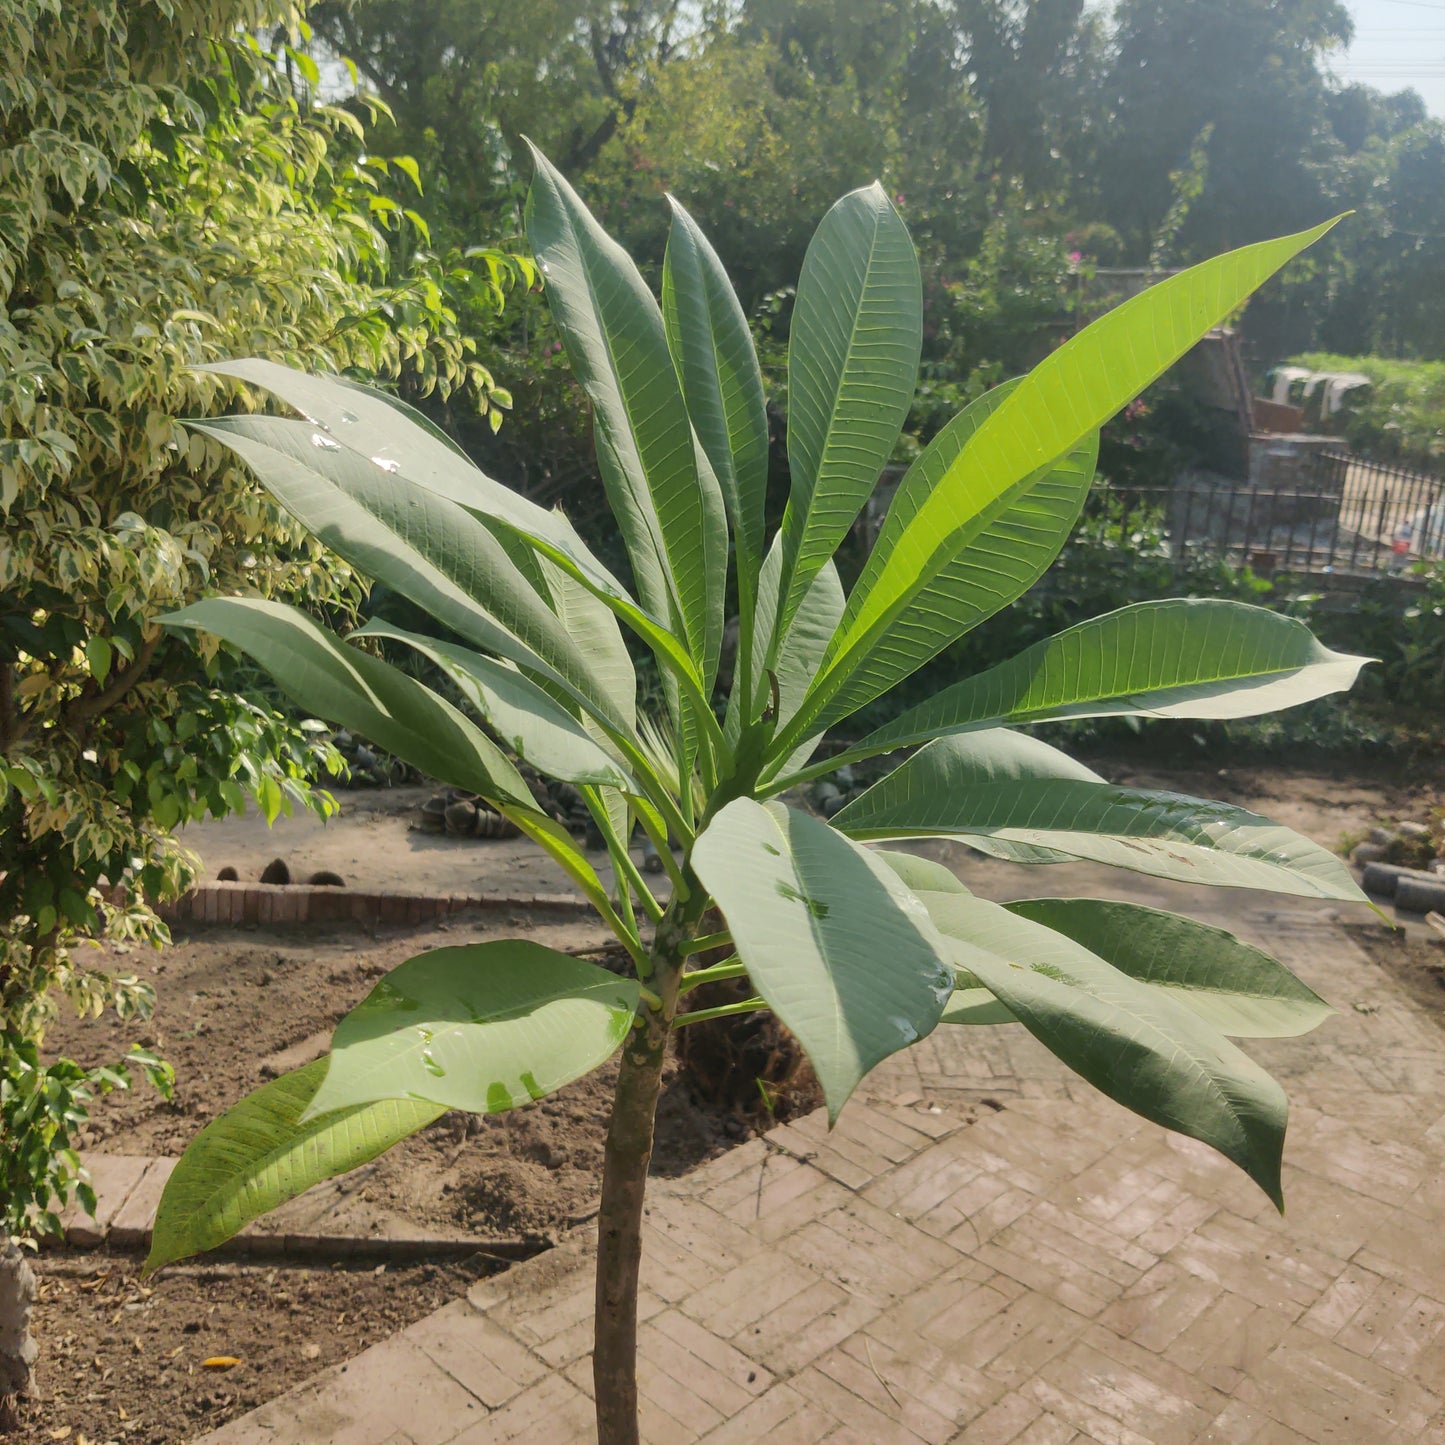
[31,913,747,1442]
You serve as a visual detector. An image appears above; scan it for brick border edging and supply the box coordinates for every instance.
[56,1153,550,1267]
[158,880,594,928]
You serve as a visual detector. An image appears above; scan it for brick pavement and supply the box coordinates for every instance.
[199,900,1445,1444]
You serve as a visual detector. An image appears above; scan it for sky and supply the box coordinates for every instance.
[1336,0,1445,116]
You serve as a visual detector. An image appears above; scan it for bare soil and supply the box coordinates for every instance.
[44,914,741,1243]
[1343,920,1445,1024]
[32,914,792,1440]
[18,1255,488,1445]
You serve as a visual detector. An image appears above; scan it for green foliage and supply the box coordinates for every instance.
[1288,352,1445,467]
[0,0,524,1236]
[1,1031,172,1238]
[150,159,1363,1436]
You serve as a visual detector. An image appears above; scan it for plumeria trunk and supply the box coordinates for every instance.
[0,1230,37,1433]
[592,893,704,1445]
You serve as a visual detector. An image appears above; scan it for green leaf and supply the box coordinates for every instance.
[775,184,921,646]
[532,553,636,732]
[870,850,971,896]
[1003,898,1333,1038]
[193,363,702,723]
[304,942,639,1117]
[356,620,634,790]
[525,146,727,689]
[662,196,768,584]
[85,635,112,685]
[196,361,603,569]
[742,537,844,732]
[808,219,1341,747]
[780,387,1097,750]
[832,728,1367,902]
[146,1060,443,1271]
[938,987,1018,1026]
[692,800,953,1120]
[162,598,533,810]
[918,892,1290,1206]
[848,600,1370,761]
[190,412,632,737]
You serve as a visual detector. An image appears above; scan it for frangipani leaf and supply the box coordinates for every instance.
[189,412,633,736]
[871,850,971,895]
[832,729,1366,902]
[305,943,639,1118]
[775,184,921,647]
[692,800,953,1121]
[526,145,727,689]
[355,620,634,791]
[196,360,620,600]
[939,988,1018,1026]
[849,600,1370,759]
[796,219,1341,751]
[663,196,768,584]
[161,598,533,811]
[533,552,637,732]
[746,537,845,729]
[922,892,1290,1205]
[198,358,704,720]
[1004,898,1333,1038]
[781,389,1097,746]
[146,1060,443,1272]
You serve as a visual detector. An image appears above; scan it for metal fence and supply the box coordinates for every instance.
[1106,451,1445,578]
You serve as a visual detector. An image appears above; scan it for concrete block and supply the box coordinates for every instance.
[1360,862,1437,898]
[109,1157,177,1246]
[64,1154,151,1246]
[1396,875,1445,915]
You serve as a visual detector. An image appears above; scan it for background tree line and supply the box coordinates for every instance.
[301,0,1445,517]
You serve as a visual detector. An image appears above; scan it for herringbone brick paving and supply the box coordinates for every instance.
[201,900,1445,1443]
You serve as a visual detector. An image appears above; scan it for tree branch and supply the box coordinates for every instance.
[57,633,162,742]
[0,666,14,755]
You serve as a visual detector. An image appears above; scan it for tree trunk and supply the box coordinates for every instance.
[592,894,700,1445]
[0,1230,37,1433]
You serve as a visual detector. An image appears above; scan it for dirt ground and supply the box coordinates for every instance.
[1344,918,1445,1021]
[44,913,741,1243]
[19,1255,490,1445]
[26,750,1444,1443]
[32,911,750,1443]
[1092,751,1442,855]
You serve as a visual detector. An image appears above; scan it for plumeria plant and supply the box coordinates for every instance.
[145,149,1367,1443]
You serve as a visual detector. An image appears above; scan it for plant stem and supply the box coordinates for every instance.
[613,842,663,927]
[593,887,705,1444]
[679,958,744,993]
[672,996,765,1027]
[681,929,732,957]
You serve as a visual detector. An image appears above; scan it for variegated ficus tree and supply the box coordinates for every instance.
[147,149,1367,1442]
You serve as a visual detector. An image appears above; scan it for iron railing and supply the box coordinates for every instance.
[1102,451,1445,578]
